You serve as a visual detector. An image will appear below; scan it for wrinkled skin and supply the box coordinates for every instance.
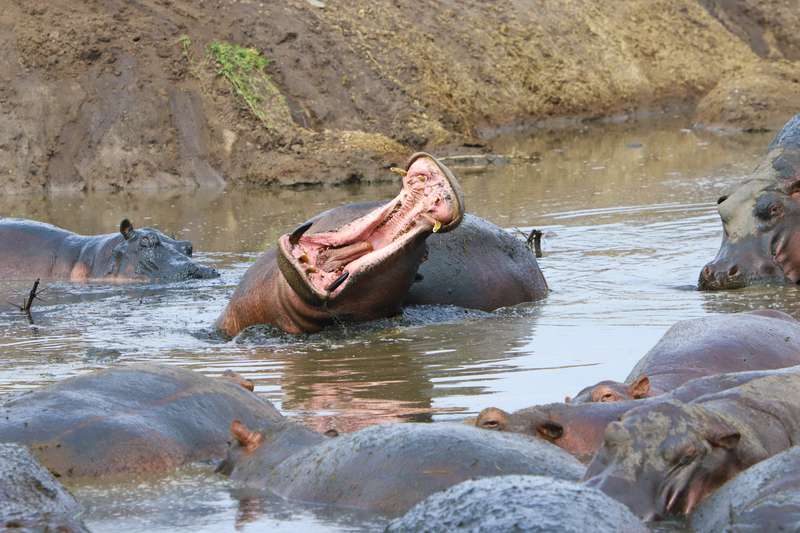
[0,217,218,282]
[584,372,800,521]
[0,443,88,532]
[221,422,583,516]
[387,475,648,533]
[476,365,800,463]
[700,113,800,289]
[691,446,800,533]
[0,365,281,479]
[216,153,546,335]
[568,310,800,403]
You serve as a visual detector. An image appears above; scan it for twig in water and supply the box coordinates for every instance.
[8,278,46,324]
[527,229,543,258]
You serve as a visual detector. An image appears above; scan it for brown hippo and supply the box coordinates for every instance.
[1,443,88,532]
[216,152,547,335]
[477,365,800,463]
[0,217,218,282]
[568,310,800,403]
[387,475,649,533]
[700,113,800,289]
[583,372,800,520]
[691,445,800,533]
[0,365,282,479]
[219,421,584,516]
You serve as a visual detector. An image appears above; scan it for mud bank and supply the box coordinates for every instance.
[1,0,798,193]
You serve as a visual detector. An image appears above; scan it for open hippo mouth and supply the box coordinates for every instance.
[277,152,464,307]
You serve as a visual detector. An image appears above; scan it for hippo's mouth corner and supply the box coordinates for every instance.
[277,152,464,306]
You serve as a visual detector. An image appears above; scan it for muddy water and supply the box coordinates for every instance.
[0,119,790,531]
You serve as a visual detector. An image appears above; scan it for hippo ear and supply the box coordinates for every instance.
[706,430,741,450]
[119,218,135,240]
[230,420,264,452]
[628,376,650,399]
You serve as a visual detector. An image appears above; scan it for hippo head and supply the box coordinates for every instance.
[109,219,218,281]
[276,152,464,321]
[584,401,741,520]
[477,401,633,464]
[568,376,652,404]
[700,114,800,290]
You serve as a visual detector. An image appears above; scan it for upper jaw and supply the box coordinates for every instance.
[277,153,464,307]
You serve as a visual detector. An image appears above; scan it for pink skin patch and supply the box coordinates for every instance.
[281,156,460,300]
[774,231,800,282]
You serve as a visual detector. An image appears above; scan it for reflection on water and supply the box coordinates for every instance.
[0,118,791,531]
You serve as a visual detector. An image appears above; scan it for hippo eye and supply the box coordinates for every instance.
[716,195,728,205]
[600,392,617,402]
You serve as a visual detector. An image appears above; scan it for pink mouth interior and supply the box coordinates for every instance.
[284,157,460,296]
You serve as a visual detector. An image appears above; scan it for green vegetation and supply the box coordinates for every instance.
[207,41,292,131]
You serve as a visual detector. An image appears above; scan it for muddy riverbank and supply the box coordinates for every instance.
[1,0,798,193]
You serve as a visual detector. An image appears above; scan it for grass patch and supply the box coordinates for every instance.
[207,41,293,132]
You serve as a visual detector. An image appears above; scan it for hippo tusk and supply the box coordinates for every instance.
[290,221,313,245]
[326,271,349,292]
[420,213,443,233]
[389,167,407,177]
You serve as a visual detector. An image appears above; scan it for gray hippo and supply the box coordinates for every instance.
[0,217,218,282]
[477,365,800,463]
[584,372,800,520]
[387,475,649,533]
[0,365,282,479]
[691,445,800,533]
[1,443,88,532]
[219,421,583,516]
[700,113,800,289]
[216,152,547,335]
[568,310,800,403]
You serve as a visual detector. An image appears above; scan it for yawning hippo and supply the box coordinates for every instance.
[568,310,800,403]
[0,365,281,479]
[0,218,218,282]
[584,372,800,520]
[216,153,547,335]
[477,365,800,463]
[700,113,800,289]
[220,421,583,516]
[1,443,88,532]
[387,476,648,533]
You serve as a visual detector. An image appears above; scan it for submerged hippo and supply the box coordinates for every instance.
[477,365,800,463]
[691,445,800,533]
[220,421,583,516]
[1,443,88,532]
[568,310,800,403]
[216,152,547,335]
[387,475,648,533]
[0,217,218,282]
[700,113,800,289]
[0,365,281,479]
[584,372,800,520]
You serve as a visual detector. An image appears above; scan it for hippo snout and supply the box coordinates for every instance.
[187,263,219,280]
[698,262,745,290]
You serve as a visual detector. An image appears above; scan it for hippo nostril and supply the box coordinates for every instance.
[702,266,713,280]
[728,265,740,277]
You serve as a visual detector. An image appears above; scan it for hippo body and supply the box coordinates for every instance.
[700,113,800,289]
[222,422,583,516]
[570,310,800,403]
[691,445,800,533]
[584,372,800,520]
[0,365,282,479]
[0,218,218,282]
[479,365,800,463]
[216,154,546,335]
[1,443,88,532]
[387,475,649,533]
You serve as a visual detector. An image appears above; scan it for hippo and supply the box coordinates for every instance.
[387,475,649,533]
[0,365,282,479]
[568,310,800,403]
[691,445,800,533]
[700,113,800,289]
[216,152,547,335]
[0,217,218,282]
[583,372,800,520]
[1,443,88,532]
[477,365,800,463]
[220,421,583,516]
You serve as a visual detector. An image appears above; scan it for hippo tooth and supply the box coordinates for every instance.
[420,213,442,233]
[290,221,313,245]
[389,167,407,177]
[326,271,349,292]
